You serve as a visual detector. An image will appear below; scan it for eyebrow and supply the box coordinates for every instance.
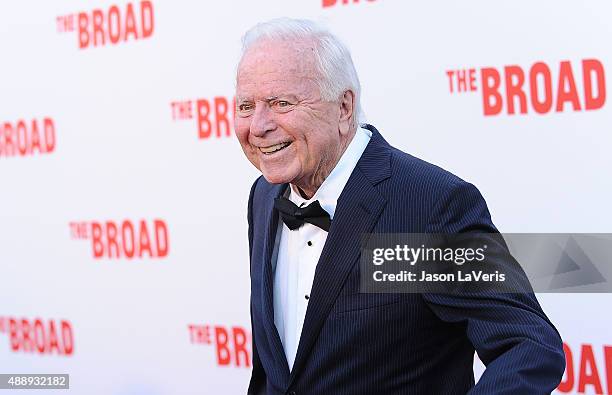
[236,96,251,103]
[237,94,298,103]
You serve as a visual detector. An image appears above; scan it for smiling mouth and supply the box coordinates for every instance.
[259,142,292,155]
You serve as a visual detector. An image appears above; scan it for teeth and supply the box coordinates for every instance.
[260,142,290,154]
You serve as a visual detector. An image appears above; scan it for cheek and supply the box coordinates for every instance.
[234,121,251,146]
[303,131,331,155]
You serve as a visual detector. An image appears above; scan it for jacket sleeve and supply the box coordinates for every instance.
[422,180,566,394]
[247,177,266,395]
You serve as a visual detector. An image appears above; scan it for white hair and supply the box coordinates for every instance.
[238,17,365,126]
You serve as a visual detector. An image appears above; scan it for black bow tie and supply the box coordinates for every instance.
[274,196,331,232]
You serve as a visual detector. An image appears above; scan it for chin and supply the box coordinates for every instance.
[260,164,300,184]
[261,171,292,185]
[260,160,300,185]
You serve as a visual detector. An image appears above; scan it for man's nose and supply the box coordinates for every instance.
[250,103,276,137]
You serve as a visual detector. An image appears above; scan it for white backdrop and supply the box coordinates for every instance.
[1,1,611,394]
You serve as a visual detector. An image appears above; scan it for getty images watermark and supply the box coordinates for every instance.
[360,234,612,293]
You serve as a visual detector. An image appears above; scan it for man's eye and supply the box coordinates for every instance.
[272,100,293,111]
[239,103,254,111]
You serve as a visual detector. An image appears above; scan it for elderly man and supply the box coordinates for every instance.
[235,18,565,395]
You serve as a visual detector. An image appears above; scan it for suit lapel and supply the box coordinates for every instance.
[288,125,391,386]
[261,183,291,380]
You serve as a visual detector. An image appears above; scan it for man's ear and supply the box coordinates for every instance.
[338,90,355,136]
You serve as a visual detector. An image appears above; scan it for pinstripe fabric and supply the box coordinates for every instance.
[246,125,565,395]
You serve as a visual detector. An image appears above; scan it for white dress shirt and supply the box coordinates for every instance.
[273,126,372,371]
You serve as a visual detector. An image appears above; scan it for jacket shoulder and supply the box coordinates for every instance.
[388,146,469,193]
[379,145,493,232]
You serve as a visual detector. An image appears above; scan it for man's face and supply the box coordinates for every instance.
[235,39,344,193]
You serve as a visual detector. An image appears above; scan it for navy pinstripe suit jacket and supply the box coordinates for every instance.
[246,125,565,395]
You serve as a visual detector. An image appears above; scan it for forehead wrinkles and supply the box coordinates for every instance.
[237,39,321,95]
[237,75,318,101]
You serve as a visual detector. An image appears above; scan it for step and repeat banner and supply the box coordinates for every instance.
[1,1,611,394]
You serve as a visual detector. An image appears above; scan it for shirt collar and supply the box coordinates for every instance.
[288,126,372,219]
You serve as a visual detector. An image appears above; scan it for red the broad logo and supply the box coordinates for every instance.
[57,1,154,49]
[69,219,169,259]
[557,342,612,394]
[447,59,606,116]
[188,324,251,368]
[171,96,235,140]
[0,118,55,158]
[0,317,74,356]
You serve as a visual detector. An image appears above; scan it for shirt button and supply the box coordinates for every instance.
[305,295,310,300]
[307,241,312,246]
